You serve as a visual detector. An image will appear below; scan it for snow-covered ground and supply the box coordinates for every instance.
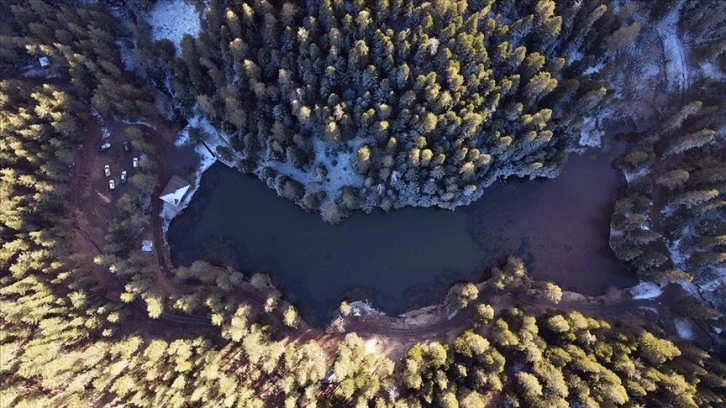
[699,61,724,81]
[583,62,605,76]
[148,0,201,51]
[666,226,692,271]
[184,114,237,167]
[578,117,604,148]
[623,167,649,185]
[312,138,366,195]
[116,39,136,72]
[349,301,384,317]
[657,4,689,94]
[262,137,366,205]
[630,281,663,299]
[674,318,696,340]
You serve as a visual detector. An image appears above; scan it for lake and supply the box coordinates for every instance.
[168,139,636,324]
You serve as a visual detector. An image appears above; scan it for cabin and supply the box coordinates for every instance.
[159,175,191,207]
[141,240,153,252]
[38,56,49,69]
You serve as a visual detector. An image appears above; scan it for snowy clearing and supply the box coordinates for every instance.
[312,138,366,196]
[629,281,663,299]
[148,0,201,50]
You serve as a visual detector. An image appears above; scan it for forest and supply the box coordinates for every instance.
[1,0,725,407]
[154,0,638,222]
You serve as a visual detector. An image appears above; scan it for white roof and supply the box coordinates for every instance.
[38,56,49,67]
[141,240,153,252]
[160,185,190,206]
[159,175,191,207]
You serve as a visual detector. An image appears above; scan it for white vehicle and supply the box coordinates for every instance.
[120,170,127,184]
[109,179,115,190]
[104,164,111,177]
[132,157,139,168]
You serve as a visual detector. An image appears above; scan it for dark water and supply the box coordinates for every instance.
[169,140,636,324]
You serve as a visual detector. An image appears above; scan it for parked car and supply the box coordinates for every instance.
[120,170,127,184]
[122,141,130,152]
[104,164,111,177]
[99,142,111,152]
[132,157,139,168]
[109,179,115,190]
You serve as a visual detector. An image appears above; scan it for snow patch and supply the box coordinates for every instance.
[348,301,384,317]
[116,40,136,72]
[666,226,692,271]
[630,281,663,299]
[186,114,236,167]
[674,318,695,340]
[578,117,604,148]
[679,281,701,298]
[265,160,315,185]
[583,62,605,76]
[699,62,724,81]
[567,50,583,66]
[313,138,366,197]
[623,167,648,184]
[148,0,201,51]
[91,109,111,139]
[657,5,689,93]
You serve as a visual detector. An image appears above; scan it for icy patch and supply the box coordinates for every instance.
[578,117,604,148]
[674,318,695,340]
[630,281,663,299]
[148,0,201,51]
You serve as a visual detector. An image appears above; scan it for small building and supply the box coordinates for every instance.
[141,240,153,252]
[159,175,191,207]
[38,56,49,68]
